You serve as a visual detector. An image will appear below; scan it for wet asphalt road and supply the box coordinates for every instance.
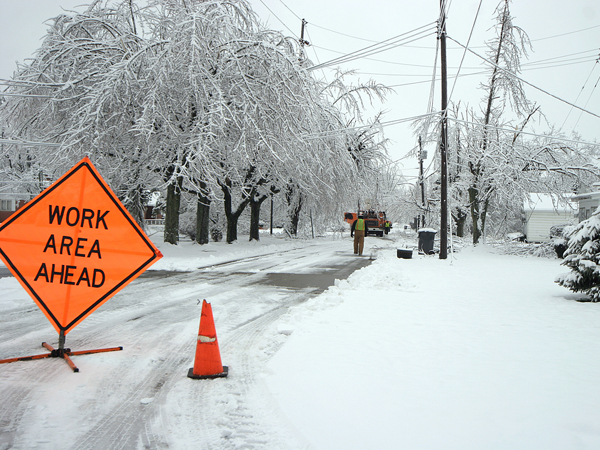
[0,256,372,292]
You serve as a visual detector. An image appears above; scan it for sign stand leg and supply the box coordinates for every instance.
[58,329,66,352]
[0,332,123,373]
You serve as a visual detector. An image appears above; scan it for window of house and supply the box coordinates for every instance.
[0,199,13,211]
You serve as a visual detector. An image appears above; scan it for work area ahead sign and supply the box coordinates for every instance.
[0,157,162,335]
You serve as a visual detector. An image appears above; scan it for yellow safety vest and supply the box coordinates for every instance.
[356,219,365,231]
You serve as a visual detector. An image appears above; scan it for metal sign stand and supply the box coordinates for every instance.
[0,330,122,373]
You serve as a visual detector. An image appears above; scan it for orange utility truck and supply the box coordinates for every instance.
[344,210,391,237]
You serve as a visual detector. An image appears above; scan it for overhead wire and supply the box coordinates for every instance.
[304,27,329,81]
[308,25,437,72]
[310,44,479,69]
[560,60,599,130]
[448,0,483,103]
[276,0,301,20]
[533,24,600,42]
[305,21,600,51]
[448,117,600,148]
[573,61,600,131]
[521,49,599,66]
[352,57,597,80]
[307,22,437,72]
[257,0,298,39]
[298,112,440,140]
[309,23,379,44]
[448,36,600,121]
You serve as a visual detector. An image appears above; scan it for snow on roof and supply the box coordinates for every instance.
[572,190,600,201]
[523,193,575,212]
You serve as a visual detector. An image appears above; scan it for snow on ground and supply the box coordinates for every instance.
[264,239,600,450]
[2,228,600,449]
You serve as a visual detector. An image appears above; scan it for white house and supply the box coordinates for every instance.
[572,185,600,222]
[523,194,577,242]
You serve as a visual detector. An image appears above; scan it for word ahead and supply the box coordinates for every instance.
[0,157,162,335]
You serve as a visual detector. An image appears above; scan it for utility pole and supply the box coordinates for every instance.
[270,193,274,235]
[439,0,449,260]
[418,135,426,228]
[299,19,310,60]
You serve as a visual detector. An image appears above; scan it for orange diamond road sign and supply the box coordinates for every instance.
[0,157,162,335]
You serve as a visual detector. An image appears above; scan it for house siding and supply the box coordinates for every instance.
[525,210,576,242]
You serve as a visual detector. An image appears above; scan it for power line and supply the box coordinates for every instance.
[311,44,478,69]
[533,24,600,42]
[276,0,301,20]
[308,25,437,72]
[521,49,599,66]
[311,43,597,72]
[448,36,600,121]
[449,117,600,148]
[354,55,597,79]
[257,0,298,39]
[561,61,599,130]
[449,0,483,103]
[308,23,437,72]
[299,112,440,140]
[306,22,600,52]
[309,23,380,44]
[573,63,600,131]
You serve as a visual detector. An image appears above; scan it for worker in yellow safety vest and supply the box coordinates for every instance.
[384,221,391,235]
[350,215,369,256]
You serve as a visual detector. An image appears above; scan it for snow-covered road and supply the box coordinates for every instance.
[0,237,375,450]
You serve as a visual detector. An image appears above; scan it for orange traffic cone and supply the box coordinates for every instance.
[187,300,228,379]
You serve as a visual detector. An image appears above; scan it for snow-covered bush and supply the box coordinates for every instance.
[210,227,223,242]
[556,209,600,301]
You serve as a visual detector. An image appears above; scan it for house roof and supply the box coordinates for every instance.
[571,191,600,201]
[523,193,576,213]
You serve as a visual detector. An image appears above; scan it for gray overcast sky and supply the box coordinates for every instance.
[1,0,599,177]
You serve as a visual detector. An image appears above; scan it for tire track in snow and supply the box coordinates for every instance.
[182,290,314,450]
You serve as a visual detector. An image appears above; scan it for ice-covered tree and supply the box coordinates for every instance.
[0,1,158,227]
[1,0,391,244]
[418,0,600,243]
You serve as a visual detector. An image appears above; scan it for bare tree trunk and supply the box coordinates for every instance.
[249,193,268,241]
[285,183,303,236]
[452,208,468,237]
[219,178,250,244]
[469,186,482,244]
[164,175,183,245]
[470,1,508,244]
[195,182,210,245]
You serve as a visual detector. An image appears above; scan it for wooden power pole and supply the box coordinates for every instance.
[439,0,449,260]
[299,19,310,59]
[418,135,426,228]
